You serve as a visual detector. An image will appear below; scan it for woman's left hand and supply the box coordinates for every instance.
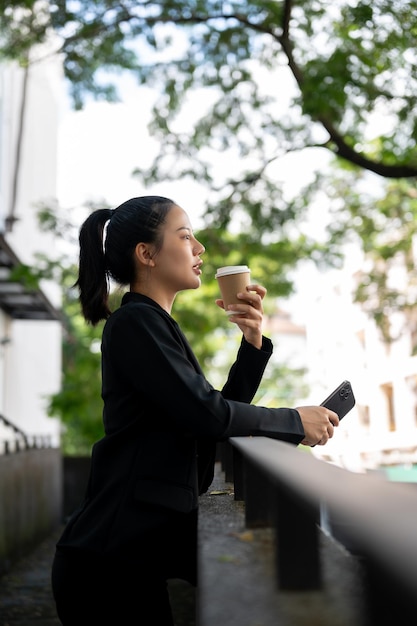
[215,284,267,349]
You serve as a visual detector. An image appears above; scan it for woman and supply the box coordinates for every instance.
[51,196,338,625]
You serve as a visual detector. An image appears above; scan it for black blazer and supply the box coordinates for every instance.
[57,293,304,555]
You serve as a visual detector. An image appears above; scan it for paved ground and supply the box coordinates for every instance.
[0,528,61,626]
[0,462,366,626]
[0,526,196,626]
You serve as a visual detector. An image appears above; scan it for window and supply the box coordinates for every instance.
[381,383,395,431]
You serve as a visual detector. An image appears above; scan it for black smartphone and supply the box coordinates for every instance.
[320,380,355,419]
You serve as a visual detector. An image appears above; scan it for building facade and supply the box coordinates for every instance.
[0,48,63,451]
[291,268,417,477]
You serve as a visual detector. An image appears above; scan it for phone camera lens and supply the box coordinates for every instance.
[339,387,350,400]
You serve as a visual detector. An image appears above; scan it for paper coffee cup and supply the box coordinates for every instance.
[215,265,250,314]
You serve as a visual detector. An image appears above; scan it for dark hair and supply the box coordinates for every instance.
[76,196,175,325]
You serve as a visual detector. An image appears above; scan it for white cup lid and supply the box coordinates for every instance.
[215,265,250,278]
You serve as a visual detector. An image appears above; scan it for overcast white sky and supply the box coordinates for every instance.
[57,84,210,227]
[56,60,336,233]
[57,87,341,320]
[56,69,366,327]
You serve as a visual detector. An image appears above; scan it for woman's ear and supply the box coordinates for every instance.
[134,243,156,267]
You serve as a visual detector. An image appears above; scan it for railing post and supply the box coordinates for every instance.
[361,554,417,625]
[232,445,244,500]
[222,440,234,483]
[275,487,321,590]
[244,459,275,527]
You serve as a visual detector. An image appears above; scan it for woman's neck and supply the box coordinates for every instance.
[129,283,176,314]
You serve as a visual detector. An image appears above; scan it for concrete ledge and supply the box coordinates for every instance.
[198,463,366,626]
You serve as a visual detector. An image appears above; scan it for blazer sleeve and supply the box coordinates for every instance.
[103,304,305,444]
[221,336,273,403]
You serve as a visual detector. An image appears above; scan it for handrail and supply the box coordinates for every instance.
[227,436,417,623]
[0,413,29,441]
[0,413,51,453]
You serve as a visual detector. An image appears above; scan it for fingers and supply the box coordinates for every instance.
[216,284,266,316]
[224,285,267,350]
[314,417,336,446]
[239,284,267,309]
[246,283,267,301]
[226,286,264,326]
[216,284,267,349]
[302,430,332,447]
[327,409,340,427]
[226,285,266,316]
[316,430,331,446]
[297,406,339,448]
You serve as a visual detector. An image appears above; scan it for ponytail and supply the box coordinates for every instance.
[76,208,113,325]
[75,196,174,325]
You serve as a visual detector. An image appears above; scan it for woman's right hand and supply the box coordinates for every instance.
[295,406,339,447]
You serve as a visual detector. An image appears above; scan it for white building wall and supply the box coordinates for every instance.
[0,64,15,232]
[268,316,307,370]
[0,47,63,448]
[300,268,417,472]
[2,321,61,444]
[4,47,63,307]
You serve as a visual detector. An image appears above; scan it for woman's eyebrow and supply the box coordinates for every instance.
[176,226,192,233]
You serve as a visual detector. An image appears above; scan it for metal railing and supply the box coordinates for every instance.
[0,413,51,454]
[220,437,417,624]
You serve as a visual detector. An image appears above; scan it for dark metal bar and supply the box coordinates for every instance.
[0,413,51,454]
[223,440,234,483]
[361,554,417,625]
[244,459,275,528]
[275,487,321,590]
[232,445,244,501]
[229,436,417,611]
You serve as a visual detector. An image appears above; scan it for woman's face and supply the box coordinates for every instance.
[152,204,205,293]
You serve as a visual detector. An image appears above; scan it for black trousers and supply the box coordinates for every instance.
[51,508,197,625]
[52,548,175,625]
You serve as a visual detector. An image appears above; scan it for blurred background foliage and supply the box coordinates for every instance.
[2,0,417,452]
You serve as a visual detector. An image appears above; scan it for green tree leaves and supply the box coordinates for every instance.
[2,0,417,175]
[4,1,417,450]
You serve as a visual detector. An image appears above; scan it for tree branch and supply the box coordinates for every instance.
[17,1,417,179]
[236,0,417,178]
